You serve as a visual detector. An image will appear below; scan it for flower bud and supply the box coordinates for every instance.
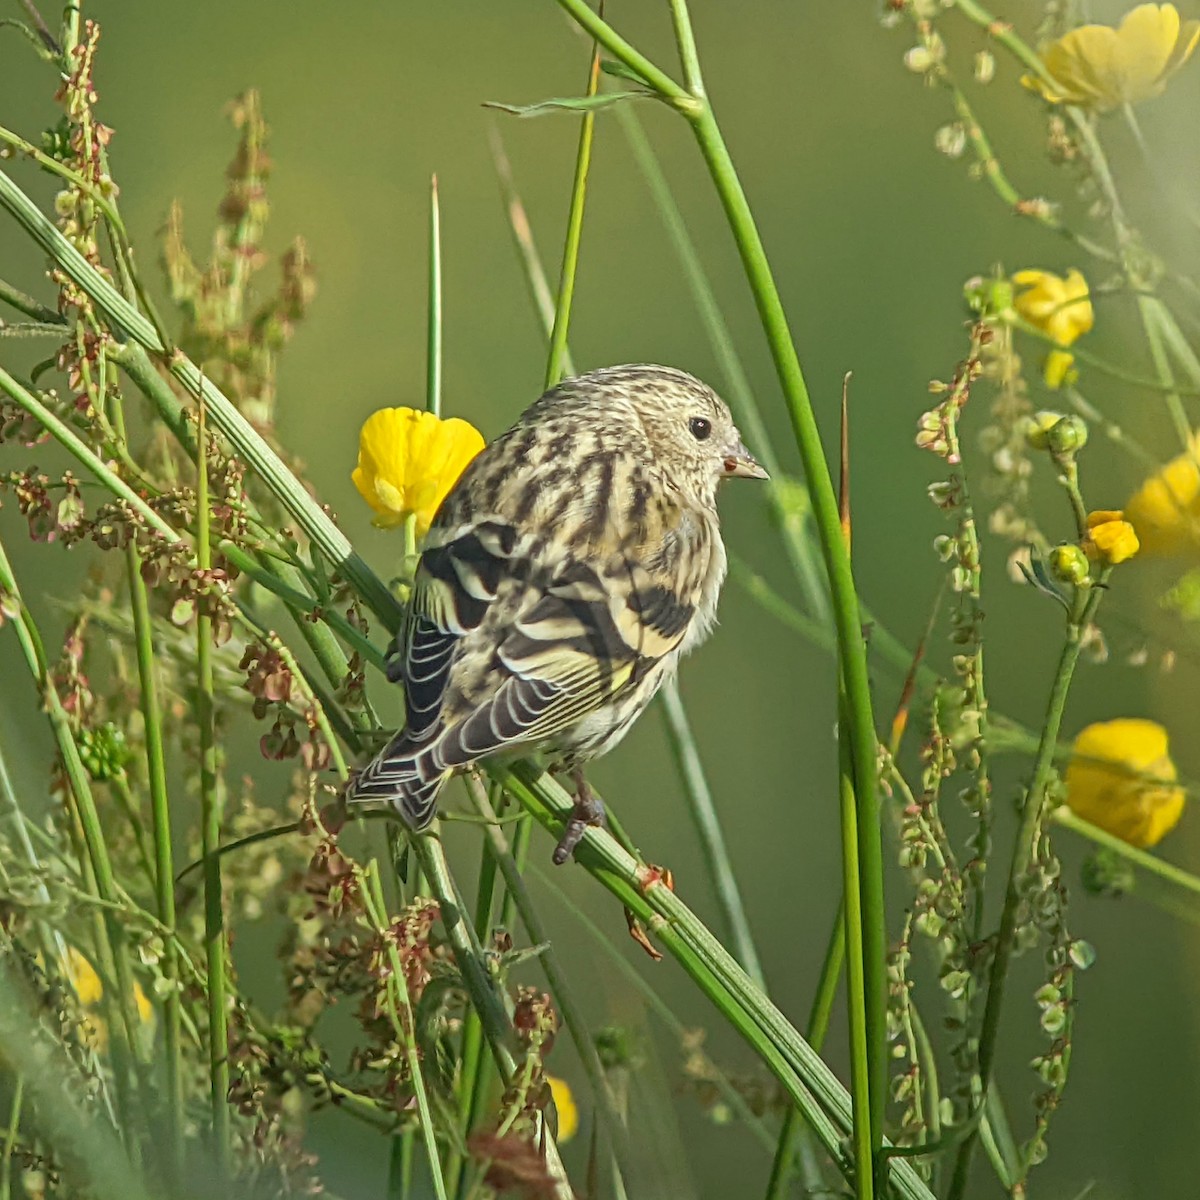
[963,274,1013,317]
[1046,414,1088,455]
[1049,543,1090,585]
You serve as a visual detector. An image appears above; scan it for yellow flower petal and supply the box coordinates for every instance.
[1012,268,1094,352]
[352,408,485,540]
[1065,718,1184,847]
[1085,509,1140,564]
[1043,349,1076,389]
[547,1074,579,1143]
[1125,433,1200,556]
[1024,4,1199,111]
[64,946,104,1006]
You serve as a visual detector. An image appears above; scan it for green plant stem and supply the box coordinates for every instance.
[361,862,449,1200]
[836,690,873,1200]
[616,104,829,620]
[1136,296,1192,449]
[545,32,600,389]
[548,0,687,103]
[446,841,498,1199]
[532,862,781,1156]
[108,393,184,1178]
[661,0,885,1169]
[765,901,845,1200]
[1053,808,1200,897]
[427,174,442,416]
[0,276,60,321]
[501,763,933,1200]
[660,681,764,986]
[196,399,231,1170]
[947,578,1108,1200]
[408,831,575,1200]
[1009,314,1200,397]
[465,779,632,1175]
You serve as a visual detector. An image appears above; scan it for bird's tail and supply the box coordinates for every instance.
[345,733,450,830]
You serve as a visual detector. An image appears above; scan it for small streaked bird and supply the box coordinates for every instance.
[347,364,767,862]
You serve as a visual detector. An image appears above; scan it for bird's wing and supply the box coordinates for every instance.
[395,519,517,747]
[426,532,703,770]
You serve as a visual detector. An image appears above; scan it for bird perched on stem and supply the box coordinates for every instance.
[347,364,768,862]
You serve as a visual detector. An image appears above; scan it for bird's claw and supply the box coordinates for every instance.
[552,771,606,865]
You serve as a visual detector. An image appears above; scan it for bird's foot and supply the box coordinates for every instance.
[552,770,605,865]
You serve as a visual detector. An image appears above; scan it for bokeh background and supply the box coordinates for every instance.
[3,2,1200,1196]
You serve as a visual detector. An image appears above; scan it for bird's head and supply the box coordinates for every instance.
[599,364,768,508]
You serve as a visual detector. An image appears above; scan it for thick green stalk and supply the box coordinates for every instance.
[660,681,764,986]
[500,763,934,1200]
[947,581,1108,1199]
[837,693,874,1200]
[765,901,845,1200]
[662,0,885,1161]
[196,401,231,1168]
[616,105,829,620]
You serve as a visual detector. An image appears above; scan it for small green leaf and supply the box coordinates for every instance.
[1017,552,1070,610]
[600,59,652,86]
[170,596,195,626]
[483,90,653,119]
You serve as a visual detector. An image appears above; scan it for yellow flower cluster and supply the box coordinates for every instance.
[1085,510,1140,565]
[352,407,485,539]
[1011,269,1094,389]
[1024,3,1200,112]
[1065,718,1185,847]
[1125,433,1200,556]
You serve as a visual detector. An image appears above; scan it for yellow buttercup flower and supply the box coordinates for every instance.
[62,947,155,1050]
[546,1074,579,1142]
[352,407,485,539]
[1023,4,1200,111]
[1065,718,1185,847]
[1085,509,1140,564]
[1125,433,1200,556]
[1011,269,1094,389]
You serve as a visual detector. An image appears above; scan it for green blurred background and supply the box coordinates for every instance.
[3,2,1200,1196]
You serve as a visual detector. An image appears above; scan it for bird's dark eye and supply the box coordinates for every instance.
[688,416,712,441]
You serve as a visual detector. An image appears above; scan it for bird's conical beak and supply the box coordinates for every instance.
[722,443,769,480]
